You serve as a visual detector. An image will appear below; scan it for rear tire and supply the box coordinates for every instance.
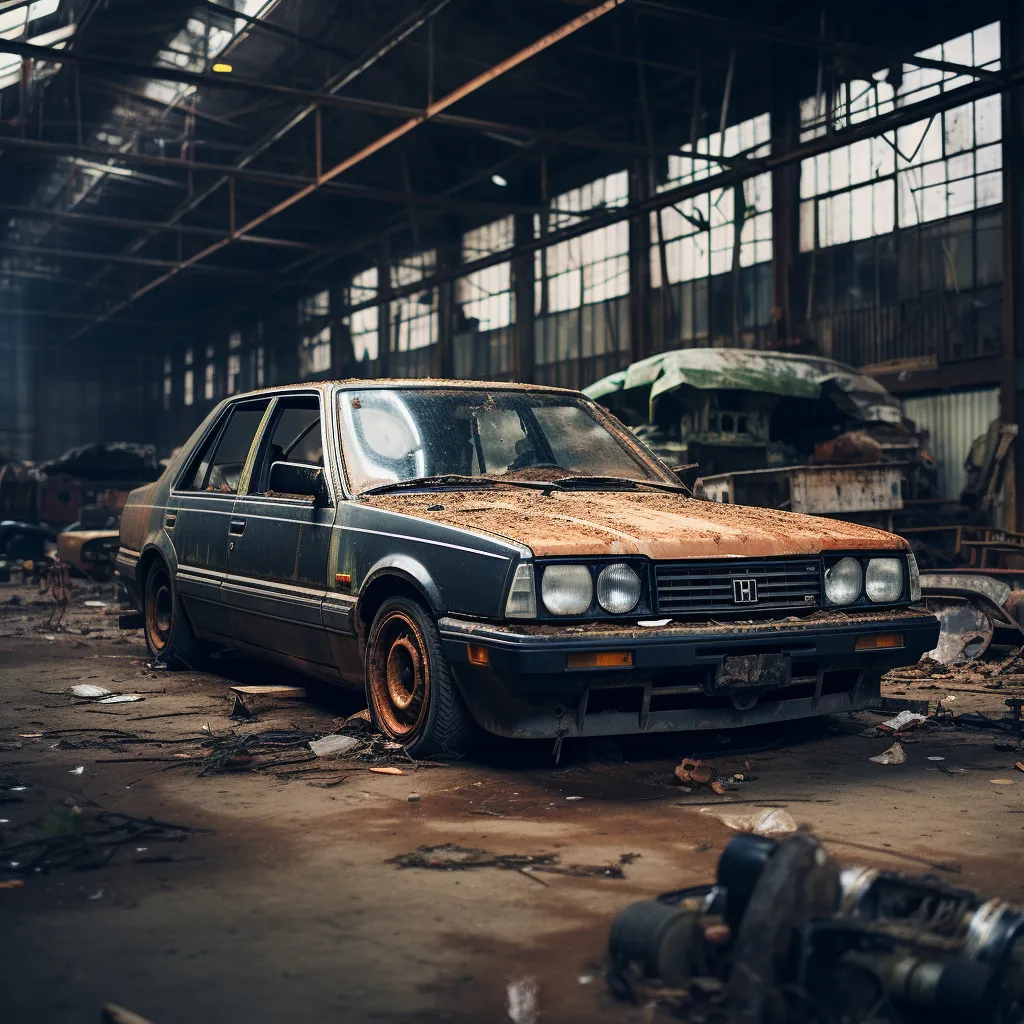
[143,560,207,669]
[365,596,476,758]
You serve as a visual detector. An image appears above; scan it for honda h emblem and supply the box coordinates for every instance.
[732,578,758,604]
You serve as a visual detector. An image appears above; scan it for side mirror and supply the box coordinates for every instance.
[268,461,329,505]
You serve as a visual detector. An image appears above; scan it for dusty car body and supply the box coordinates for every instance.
[116,380,938,755]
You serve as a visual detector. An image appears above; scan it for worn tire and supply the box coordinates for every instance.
[143,559,207,669]
[365,596,476,758]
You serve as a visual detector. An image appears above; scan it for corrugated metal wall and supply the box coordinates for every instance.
[902,388,1000,499]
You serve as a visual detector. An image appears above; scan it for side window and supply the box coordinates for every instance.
[181,402,268,494]
[251,397,324,495]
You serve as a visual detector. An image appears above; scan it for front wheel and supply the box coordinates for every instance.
[365,596,476,757]
[143,560,206,669]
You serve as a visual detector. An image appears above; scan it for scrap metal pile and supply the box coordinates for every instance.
[608,832,1024,1023]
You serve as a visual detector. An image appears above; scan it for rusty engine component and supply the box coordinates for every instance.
[609,832,1024,1022]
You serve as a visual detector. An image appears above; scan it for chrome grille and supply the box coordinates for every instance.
[655,558,821,615]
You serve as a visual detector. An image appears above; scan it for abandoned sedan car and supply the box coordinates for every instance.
[116,381,939,755]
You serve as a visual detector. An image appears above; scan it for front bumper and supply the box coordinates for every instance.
[439,607,939,739]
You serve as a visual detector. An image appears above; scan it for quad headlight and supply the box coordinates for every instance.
[824,556,863,605]
[865,557,903,603]
[541,564,593,616]
[596,563,642,614]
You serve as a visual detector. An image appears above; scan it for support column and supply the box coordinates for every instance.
[1002,0,1024,528]
[376,245,392,378]
[770,58,801,349]
[629,157,652,361]
[434,224,459,380]
[512,212,536,383]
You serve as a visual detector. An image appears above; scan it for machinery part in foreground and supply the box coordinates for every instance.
[608,833,1024,1023]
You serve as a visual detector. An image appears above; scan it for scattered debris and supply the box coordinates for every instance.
[927,756,946,761]
[506,978,539,1024]
[69,766,84,775]
[408,793,420,802]
[369,766,404,775]
[868,741,909,765]
[989,779,1014,785]
[565,795,584,801]
[70,684,112,698]
[97,694,144,705]
[674,758,715,785]
[0,807,210,875]
[387,844,636,879]
[1015,761,1024,774]
[308,734,361,758]
[229,694,255,721]
[102,1005,156,1024]
[229,685,306,699]
[878,710,928,735]
[0,878,24,889]
[88,889,104,900]
[700,807,797,836]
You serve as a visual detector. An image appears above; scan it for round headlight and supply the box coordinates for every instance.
[541,564,593,616]
[824,556,863,605]
[597,563,642,614]
[865,557,903,603]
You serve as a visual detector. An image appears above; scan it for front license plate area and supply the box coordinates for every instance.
[716,653,789,690]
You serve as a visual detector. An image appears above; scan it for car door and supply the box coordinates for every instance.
[167,398,270,641]
[222,392,336,667]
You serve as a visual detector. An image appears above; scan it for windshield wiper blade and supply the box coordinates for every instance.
[360,474,563,496]
[553,475,690,495]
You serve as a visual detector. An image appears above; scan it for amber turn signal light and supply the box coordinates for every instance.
[467,644,490,666]
[335,572,351,587]
[566,650,633,669]
[855,633,904,651]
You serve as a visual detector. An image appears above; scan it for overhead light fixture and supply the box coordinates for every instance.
[491,173,508,187]
[211,62,233,73]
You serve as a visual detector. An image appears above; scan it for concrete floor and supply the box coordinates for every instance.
[2,582,1023,1024]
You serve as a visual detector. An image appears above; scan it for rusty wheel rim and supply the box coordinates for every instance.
[369,611,430,739]
[145,567,173,653]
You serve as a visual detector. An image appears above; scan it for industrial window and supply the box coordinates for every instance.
[391,251,438,351]
[0,0,71,93]
[799,22,1001,250]
[651,114,772,286]
[344,268,378,362]
[253,346,265,389]
[535,171,630,314]
[227,331,242,395]
[458,217,514,330]
[183,347,194,407]
[163,357,172,412]
[299,290,331,376]
[204,344,216,402]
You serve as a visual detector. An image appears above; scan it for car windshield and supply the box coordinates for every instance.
[337,387,673,494]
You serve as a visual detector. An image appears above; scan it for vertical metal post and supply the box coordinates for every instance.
[377,245,392,378]
[435,222,458,379]
[628,157,652,362]
[770,56,800,348]
[512,210,536,383]
[1001,0,1024,528]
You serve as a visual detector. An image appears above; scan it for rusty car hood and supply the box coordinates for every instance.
[362,488,907,559]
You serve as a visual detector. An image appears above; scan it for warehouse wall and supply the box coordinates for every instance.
[902,387,1001,498]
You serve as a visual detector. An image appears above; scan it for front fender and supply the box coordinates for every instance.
[361,554,444,615]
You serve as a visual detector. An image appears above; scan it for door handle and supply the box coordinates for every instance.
[164,512,177,529]
[228,518,247,536]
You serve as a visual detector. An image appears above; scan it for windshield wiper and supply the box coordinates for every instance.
[360,474,564,496]
[553,475,690,495]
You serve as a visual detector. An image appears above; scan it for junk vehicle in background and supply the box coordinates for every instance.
[584,348,935,527]
[116,380,936,755]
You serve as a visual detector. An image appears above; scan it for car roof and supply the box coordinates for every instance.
[228,378,583,401]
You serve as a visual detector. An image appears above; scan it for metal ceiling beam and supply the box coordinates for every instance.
[2,242,274,276]
[54,0,457,323]
[0,202,320,249]
[200,0,356,62]
[64,0,628,340]
[0,135,545,215]
[632,0,1002,82]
